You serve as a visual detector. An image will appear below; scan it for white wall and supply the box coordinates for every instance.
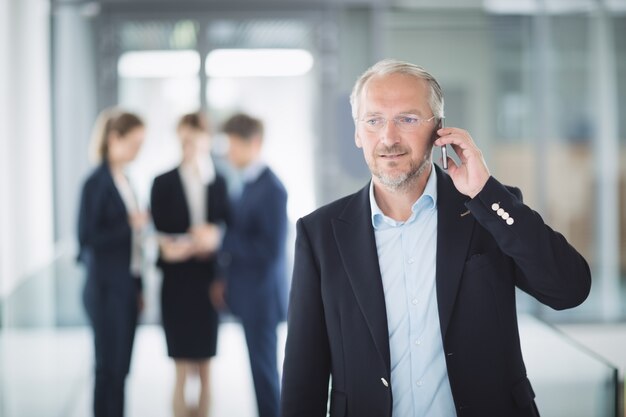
[0,0,12,298]
[0,0,54,298]
[52,5,98,246]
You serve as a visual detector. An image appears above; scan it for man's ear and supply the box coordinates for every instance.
[355,131,363,149]
[430,119,443,144]
[251,134,264,151]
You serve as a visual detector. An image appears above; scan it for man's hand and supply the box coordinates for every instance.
[434,127,490,198]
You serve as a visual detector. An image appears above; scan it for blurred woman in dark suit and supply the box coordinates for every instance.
[150,111,230,417]
[77,108,148,417]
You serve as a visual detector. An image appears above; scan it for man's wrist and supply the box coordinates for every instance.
[468,176,490,199]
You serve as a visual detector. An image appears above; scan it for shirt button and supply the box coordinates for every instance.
[412,298,418,305]
[415,339,421,346]
[408,258,415,264]
[416,380,423,387]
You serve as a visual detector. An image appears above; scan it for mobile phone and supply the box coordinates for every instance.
[440,118,448,170]
[441,144,448,170]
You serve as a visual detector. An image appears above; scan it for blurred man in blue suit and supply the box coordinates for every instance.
[217,113,288,417]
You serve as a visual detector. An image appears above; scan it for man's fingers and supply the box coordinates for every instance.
[435,128,475,148]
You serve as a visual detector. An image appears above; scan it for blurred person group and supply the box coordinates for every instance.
[77,109,288,417]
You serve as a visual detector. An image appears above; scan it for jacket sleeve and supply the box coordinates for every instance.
[150,177,169,233]
[214,175,232,228]
[212,176,231,279]
[465,176,591,310]
[78,176,130,253]
[281,218,331,417]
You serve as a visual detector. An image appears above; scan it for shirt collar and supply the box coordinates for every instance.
[241,159,266,184]
[179,155,216,185]
[369,164,438,230]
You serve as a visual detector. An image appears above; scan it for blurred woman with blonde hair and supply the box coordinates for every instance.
[77,108,149,417]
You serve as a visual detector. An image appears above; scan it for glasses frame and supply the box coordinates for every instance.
[356,114,439,133]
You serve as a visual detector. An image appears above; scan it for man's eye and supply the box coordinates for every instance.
[399,116,419,124]
[366,118,383,126]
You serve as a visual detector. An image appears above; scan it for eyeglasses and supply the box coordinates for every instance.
[357,114,438,133]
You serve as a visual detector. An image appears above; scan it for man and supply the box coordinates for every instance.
[280,59,591,417]
[220,113,288,417]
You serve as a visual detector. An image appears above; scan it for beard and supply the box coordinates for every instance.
[370,144,432,192]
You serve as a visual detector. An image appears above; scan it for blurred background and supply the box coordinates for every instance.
[1,0,625,416]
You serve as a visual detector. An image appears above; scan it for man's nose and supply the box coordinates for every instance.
[380,119,400,146]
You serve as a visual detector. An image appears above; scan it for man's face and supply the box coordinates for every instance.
[355,73,437,191]
[228,134,260,169]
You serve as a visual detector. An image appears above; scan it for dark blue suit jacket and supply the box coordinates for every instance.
[222,166,288,325]
[281,166,591,417]
[77,162,141,386]
[78,163,136,291]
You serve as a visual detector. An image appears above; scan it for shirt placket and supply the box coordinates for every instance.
[399,222,418,413]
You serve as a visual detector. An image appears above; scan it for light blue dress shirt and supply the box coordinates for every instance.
[230,159,267,201]
[369,166,457,417]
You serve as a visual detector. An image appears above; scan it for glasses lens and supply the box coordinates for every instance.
[396,116,420,131]
[362,117,383,132]
[360,115,432,132]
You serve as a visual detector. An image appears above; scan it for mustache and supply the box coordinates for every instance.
[376,144,409,155]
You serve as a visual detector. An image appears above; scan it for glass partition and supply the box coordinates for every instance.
[0,248,90,417]
[519,315,619,417]
[381,2,625,322]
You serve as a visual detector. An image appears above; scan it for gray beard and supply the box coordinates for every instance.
[374,152,431,192]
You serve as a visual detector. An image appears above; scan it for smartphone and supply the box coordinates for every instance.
[441,145,448,170]
[439,118,448,170]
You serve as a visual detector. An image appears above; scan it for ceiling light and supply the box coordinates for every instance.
[118,50,200,78]
[205,49,313,77]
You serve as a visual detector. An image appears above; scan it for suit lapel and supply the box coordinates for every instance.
[435,167,475,338]
[331,169,475,367]
[332,184,391,371]
[102,163,128,213]
[236,168,265,221]
[173,168,192,228]
[207,179,216,222]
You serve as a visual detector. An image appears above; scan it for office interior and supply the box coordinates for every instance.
[1,0,625,415]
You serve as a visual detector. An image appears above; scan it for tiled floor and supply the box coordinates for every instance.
[0,327,92,417]
[0,317,622,417]
[0,322,286,417]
